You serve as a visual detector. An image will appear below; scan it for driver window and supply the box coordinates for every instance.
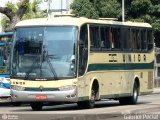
[79,24,88,76]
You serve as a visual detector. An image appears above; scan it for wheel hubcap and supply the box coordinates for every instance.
[133,89,138,101]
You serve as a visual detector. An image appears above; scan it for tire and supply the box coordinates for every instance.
[30,102,43,111]
[119,82,139,105]
[12,102,21,106]
[77,89,95,109]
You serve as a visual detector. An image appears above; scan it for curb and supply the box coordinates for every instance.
[50,106,160,120]
[152,88,160,94]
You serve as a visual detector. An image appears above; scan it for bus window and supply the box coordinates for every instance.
[147,29,153,51]
[136,29,141,50]
[131,29,141,50]
[110,27,121,49]
[100,26,110,49]
[131,29,137,50]
[90,26,100,50]
[141,29,147,51]
[121,27,131,50]
[79,24,88,76]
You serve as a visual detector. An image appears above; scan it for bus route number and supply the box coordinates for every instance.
[109,54,117,62]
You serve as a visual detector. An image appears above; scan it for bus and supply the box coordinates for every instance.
[10,16,154,110]
[0,32,13,97]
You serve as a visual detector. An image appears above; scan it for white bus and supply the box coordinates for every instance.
[10,16,154,110]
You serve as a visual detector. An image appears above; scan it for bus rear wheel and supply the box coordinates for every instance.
[31,102,43,111]
[119,82,139,105]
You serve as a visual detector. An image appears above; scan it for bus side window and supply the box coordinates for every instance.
[147,29,153,51]
[141,29,147,51]
[132,29,141,50]
[79,24,88,76]
[136,29,141,50]
[110,30,114,48]
[121,27,131,50]
[90,26,100,50]
[110,27,121,49]
[100,26,110,49]
[131,29,136,49]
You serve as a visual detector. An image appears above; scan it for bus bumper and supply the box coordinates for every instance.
[10,89,78,103]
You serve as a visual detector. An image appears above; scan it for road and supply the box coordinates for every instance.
[0,94,160,120]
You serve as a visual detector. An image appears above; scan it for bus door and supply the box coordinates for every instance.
[78,24,89,98]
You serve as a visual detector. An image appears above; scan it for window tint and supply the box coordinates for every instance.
[147,29,153,51]
[100,26,110,49]
[131,29,141,50]
[110,27,121,49]
[79,24,88,76]
[156,54,160,63]
[88,24,153,52]
[158,67,160,77]
[141,29,147,50]
[121,27,131,50]
[90,26,100,50]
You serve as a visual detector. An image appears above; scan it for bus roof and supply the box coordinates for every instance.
[0,32,13,37]
[15,17,152,28]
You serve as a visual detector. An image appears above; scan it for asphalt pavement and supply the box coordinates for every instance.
[0,89,160,120]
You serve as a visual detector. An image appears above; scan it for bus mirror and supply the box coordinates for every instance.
[70,55,75,63]
[70,55,75,70]
[70,64,75,71]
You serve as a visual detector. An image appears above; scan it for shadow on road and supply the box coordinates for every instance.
[9,100,152,112]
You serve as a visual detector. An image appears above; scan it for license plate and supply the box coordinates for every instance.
[35,94,47,101]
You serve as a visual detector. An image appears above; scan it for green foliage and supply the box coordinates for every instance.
[5,2,18,13]
[1,16,10,30]
[1,0,46,31]
[71,0,120,19]
[1,1,17,30]
[124,0,160,47]
[71,0,99,19]
[71,0,160,47]
[96,0,121,18]
[22,0,46,20]
[128,0,152,18]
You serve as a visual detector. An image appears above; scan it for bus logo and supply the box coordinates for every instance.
[39,85,44,92]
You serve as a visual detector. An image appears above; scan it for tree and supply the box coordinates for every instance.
[22,0,46,20]
[71,0,121,19]
[96,0,121,19]
[122,0,160,47]
[71,0,99,19]
[0,0,29,31]
[71,0,160,47]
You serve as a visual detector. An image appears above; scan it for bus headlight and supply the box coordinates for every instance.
[11,85,25,91]
[59,85,76,91]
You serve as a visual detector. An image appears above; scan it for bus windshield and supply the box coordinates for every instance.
[11,26,78,80]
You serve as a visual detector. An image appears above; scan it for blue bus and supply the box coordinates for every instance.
[0,32,13,97]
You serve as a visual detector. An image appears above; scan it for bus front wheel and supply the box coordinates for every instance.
[77,89,96,109]
[30,102,43,111]
[12,102,21,106]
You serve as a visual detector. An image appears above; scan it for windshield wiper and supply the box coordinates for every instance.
[44,54,58,80]
[24,56,39,80]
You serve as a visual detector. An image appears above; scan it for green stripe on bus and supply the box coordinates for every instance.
[87,61,154,72]
[25,88,59,91]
